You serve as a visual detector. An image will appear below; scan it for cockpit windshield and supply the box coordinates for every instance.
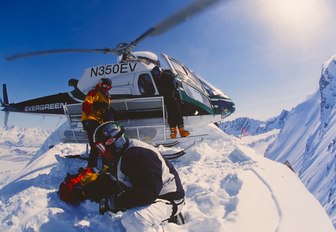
[194,74,228,98]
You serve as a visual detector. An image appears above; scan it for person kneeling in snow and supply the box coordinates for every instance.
[93,121,185,231]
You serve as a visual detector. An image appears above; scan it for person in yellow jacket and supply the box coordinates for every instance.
[81,78,113,167]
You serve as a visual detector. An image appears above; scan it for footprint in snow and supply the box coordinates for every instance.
[221,174,243,218]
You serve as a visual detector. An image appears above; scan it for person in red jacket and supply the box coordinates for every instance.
[81,78,113,167]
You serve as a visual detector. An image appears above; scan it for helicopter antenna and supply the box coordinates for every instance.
[6,0,226,61]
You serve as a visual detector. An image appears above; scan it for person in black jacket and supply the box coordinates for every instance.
[152,66,190,139]
[93,121,185,231]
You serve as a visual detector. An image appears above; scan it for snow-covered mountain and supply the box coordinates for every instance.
[222,55,336,228]
[0,124,334,231]
[0,126,51,176]
[218,110,289,156]
[220,109,289,137]
[265,55,336,227]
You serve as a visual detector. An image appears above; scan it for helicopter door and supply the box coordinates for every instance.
[161,53,213,114]
[161,53,177,75]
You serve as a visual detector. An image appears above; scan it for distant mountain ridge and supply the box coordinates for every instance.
[0,125,51,147]
[220,109,289,137]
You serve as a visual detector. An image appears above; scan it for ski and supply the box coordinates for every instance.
[153,133,207,146]
[179,133,208,139]
[154,140,179,148]
[161,138,203,160]
[162,150,186,160]
[64,154,89,160]
[174,133,208,140]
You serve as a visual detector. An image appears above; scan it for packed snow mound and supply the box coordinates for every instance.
[266,55,336,228]
[0,124,334,232]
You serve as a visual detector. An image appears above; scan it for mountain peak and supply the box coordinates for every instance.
[319,55,336,123]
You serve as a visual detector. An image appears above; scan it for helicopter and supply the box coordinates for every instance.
[1,0,235,142]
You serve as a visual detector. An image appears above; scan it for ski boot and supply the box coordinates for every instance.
[178,126,190,137]
[170,127,177,139]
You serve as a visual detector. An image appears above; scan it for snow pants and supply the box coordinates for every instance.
[121,198,184,232]
[165,97,184,128]
[82,120,100,167]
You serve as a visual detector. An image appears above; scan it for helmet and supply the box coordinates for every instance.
[101,78,112,88]
[93,121,127,153]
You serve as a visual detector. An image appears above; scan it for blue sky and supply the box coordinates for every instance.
[1,0,336,129]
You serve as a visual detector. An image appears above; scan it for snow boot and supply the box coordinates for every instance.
[170,127,177,139]
[178,126,190,137]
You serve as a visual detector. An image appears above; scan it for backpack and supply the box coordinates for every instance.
[58,167,114,205]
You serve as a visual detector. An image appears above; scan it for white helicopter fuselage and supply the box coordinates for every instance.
[77,51,159,96]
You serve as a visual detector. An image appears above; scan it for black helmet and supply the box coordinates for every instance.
[101,78,112,91]
[93,121,127,153]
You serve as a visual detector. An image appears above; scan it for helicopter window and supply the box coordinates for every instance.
[172,62,188,76]
[182,82,212,109]
[169,58,204,92]
[196,75,226,97]
[138,74,155,96]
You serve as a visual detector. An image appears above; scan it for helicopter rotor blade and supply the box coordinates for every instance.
[6,0,226,61]
[130,0,226,47]
[5,48,118,61]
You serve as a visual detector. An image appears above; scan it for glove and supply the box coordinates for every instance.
[99,195,120,215]
[92,102,108,111]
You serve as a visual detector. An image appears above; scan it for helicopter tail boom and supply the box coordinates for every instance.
[1,84,80,115]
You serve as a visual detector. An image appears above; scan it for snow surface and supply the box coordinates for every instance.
[239,129,280,155]
[0,124,334,232]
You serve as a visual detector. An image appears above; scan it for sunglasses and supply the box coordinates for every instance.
[102,84,112,90]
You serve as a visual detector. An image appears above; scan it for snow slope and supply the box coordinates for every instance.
[266,55,336,227]
[0,124,334,232]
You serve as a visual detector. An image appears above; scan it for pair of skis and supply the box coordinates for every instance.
[64,134,206,161]
[155,139,202,160]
